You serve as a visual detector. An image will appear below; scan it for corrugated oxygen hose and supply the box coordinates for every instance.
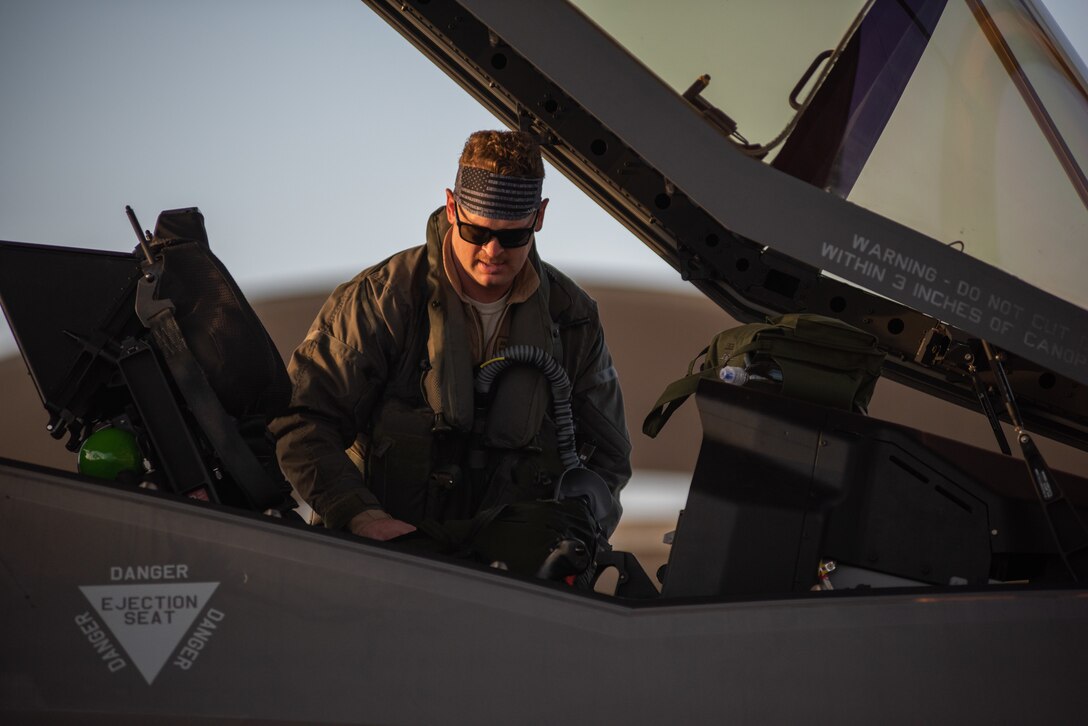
[475,345,580,472]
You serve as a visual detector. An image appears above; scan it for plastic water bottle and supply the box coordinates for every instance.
[719,354,783,390]
[718,365,753,386]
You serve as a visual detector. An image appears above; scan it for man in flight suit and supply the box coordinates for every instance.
[272,130,631,541]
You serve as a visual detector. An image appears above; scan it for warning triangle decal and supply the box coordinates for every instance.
[80,582,220,685]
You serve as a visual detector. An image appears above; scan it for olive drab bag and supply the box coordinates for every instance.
[643,313,886,438]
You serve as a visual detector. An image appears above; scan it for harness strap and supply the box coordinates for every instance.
[136,264,288,511]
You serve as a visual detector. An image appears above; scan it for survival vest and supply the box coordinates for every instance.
[360,213,590,525]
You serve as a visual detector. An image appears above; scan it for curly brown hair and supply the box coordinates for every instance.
[458,130,545,179]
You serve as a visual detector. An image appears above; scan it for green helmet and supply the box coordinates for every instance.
[78,427,144,481]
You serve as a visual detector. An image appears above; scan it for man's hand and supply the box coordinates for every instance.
[349,511,417,541]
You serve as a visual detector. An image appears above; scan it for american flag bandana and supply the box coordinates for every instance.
[453,165,543,220]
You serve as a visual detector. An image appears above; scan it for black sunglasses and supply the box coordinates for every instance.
[453,205,539,248]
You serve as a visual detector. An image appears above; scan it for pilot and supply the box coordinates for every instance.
[271,130,631,541]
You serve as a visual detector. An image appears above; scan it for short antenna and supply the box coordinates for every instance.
[125,205,155,264]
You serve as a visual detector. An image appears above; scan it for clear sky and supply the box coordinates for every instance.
[1,0,1085,358]
[0,0,679,290]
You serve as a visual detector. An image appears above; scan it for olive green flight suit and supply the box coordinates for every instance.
[271,209,631,536]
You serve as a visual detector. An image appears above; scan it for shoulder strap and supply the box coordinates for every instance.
[641,346,714,438]
[543,267,567,366]
[136,260,289,512]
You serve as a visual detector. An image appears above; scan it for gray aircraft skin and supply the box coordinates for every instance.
[2,458,1087,725]
[3,0,1088,722]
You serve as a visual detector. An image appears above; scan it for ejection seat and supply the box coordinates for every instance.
[0,206,296,514]
[126,206,296,513]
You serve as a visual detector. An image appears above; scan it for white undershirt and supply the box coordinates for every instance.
[468,291,511,349]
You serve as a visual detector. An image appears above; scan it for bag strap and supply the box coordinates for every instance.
[639,346,718,439]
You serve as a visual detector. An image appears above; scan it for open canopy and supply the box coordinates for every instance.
[363,0,1088,449]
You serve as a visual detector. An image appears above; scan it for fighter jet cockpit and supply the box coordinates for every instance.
[1,0,1086,722]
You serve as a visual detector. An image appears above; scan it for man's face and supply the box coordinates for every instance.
[445,189,548,303]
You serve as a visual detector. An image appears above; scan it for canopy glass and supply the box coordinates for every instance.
[571,0,1088,311]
